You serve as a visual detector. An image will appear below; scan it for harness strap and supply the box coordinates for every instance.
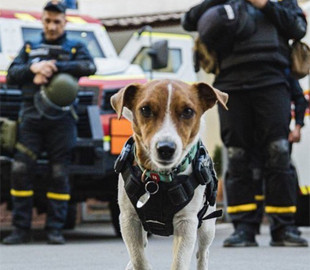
[197,203,223,228]
[70,106,79,121]
[203,209,223,220]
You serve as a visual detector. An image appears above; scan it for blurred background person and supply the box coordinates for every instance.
[2,0,96,245]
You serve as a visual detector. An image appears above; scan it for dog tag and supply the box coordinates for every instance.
[136,191,150,208]
[136,181,159,208]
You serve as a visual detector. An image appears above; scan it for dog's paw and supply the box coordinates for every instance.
[125,261,134,270]
[125,261,152,270]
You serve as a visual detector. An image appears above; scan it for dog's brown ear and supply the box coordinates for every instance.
[194,82,228,111]
[110,83,141,119]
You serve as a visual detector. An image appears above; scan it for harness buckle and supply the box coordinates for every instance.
[114,137,134,173]
[194,145,212,185]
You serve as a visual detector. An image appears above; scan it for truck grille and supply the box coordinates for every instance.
[101,88,120,113]
[0,89,22,120]
[77,90,95,105]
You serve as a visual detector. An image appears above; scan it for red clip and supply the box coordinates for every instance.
[150,173,160,182]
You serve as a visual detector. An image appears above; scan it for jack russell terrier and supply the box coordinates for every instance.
[111,79,228,270]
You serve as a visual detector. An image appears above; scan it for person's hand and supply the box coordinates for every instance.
[33,73,48,85]
[246,0,268,9]
[30,60,58,78]
[288,125,302,143]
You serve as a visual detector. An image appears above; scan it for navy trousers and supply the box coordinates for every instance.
[11,112,76,230]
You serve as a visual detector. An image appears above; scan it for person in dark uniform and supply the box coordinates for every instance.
[2,0,96,245]
[182,0,309,247]
[252,76,308,228]
[252,76,308,235]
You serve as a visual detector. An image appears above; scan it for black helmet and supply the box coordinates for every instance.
[34,73,78,119]
[197,1,256,52]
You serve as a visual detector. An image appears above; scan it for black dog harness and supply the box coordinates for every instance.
[115,137,222,236]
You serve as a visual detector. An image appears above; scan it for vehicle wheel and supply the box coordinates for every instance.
[109,198,121,237]
[64,202,77,229]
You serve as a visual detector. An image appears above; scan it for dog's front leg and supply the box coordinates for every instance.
[196,216,216,270]
[171,216,198,270]
[119,177,151,270]
[120,213,150,270]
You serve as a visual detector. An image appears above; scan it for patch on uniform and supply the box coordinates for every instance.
[25,44,31,53]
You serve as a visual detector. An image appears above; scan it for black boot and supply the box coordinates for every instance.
[47,229,65,245]
[270,227,308,247]
[2,228,32,245]
[223,230,258,247]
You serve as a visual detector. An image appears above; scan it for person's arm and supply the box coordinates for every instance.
[289,77,307,127]
[55,43,97,78]
[6,43,34,85]
[288,124,302,143]
[292,91,308,128]
[288,79,308,143]
[246,0,307,40]
[182,0,227,31]
[7,43,58,86]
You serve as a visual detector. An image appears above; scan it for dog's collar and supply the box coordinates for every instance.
[134,142,199,183]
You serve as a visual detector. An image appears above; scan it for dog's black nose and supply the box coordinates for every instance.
[156,141,176,160]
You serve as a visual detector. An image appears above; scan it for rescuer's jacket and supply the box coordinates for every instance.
[182,0,307,91]
[6,32,96,107]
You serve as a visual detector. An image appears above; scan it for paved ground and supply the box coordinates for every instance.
[0,222,309,270]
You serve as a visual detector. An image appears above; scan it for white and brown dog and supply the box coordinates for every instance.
[111,79,228,270]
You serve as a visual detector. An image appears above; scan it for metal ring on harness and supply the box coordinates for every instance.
[145,181,159,195]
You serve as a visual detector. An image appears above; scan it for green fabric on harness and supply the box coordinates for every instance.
[134,143,199,183]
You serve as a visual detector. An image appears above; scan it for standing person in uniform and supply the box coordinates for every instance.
[251,76,308,236]
[182,0,309,247]
[2,0,96,245]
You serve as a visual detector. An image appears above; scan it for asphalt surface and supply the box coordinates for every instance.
[0,222,309,270]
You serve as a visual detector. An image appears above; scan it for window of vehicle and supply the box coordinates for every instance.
[22,28,104,58]
[132,47,181,73]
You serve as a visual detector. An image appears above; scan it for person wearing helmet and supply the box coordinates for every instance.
[3,0,96,245]
[182,0,308,247]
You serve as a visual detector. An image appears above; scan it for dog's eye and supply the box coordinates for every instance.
[180,108,194,119]
[140,106,153,118]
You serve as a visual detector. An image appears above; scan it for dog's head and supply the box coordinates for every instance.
[111,79,228,171]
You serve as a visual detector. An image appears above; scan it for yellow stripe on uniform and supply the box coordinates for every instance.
[10,189,33,197]
[265,206,296,214]
[300,186,310,195]
[227,203,257,213]
[46,192,71,201]
[300,186,308,195]
[255,195,265,201]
